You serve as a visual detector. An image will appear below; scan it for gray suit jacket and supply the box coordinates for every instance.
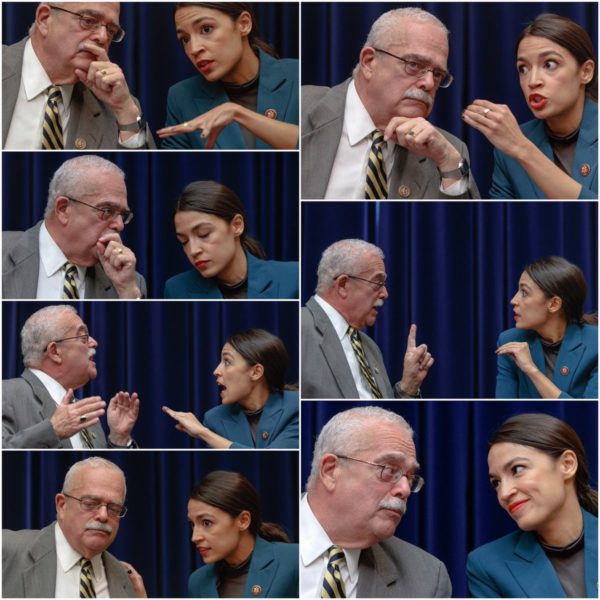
[301,80,480,199]
[3,369,108,449]
[301,296,404,399]
[2,522,135,598]
[357,537,452,598]
[2,221,147,299]
[3,37,156,149]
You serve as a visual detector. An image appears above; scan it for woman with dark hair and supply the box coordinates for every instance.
[467,413,598,597]
[157,3,298,149]
[496,256,597,398]
[163,329,298,448]
[464,14,597,198]
[163,181,298,299]
[187,471,298,597]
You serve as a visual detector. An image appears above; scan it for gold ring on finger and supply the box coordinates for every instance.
[483,108,491,115]
[80,415,87,423]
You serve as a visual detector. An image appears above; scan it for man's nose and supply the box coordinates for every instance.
[89,23,110,46]
[416,69,436,91]
[109,215,125,232]
[390,475,411,499]
[88,335,98,348]
[379,284,389,300]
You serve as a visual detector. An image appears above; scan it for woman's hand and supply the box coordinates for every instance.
[162,406,207,438]
[157,103,238,149]
[462,100,529,159]
[120,561,147,598]
[496,341,538,375]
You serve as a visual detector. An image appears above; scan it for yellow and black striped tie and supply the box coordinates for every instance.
[364,130,388,199]
[321,545,346,598]
[79,425,94,449]
[63,262,79,299]
[79,558,96,598]
[348,326,383,399]
[42,85,64,149]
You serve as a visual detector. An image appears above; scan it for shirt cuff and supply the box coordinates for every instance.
[118,131,146,148]
[439,176,468,196]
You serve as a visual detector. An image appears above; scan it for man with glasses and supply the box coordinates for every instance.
[301,406,451,597]
[3,2,155,149]
[3,155,146,299]
[3,456,144,597]
[3,304,140,448]
[301,7,479,199]
[302,239,433,398]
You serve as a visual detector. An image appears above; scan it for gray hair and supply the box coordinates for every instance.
[306,406,413,492]
[316,239,384,294]
[45,155,125,219]
[21,304,78,367]
[62,457,127,500]
[353,8,449,77]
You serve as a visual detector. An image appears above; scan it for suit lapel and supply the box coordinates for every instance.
[572,98,597,190]
[582,509,598,597]
[255,394,282,448]
[67,85,103,148]
[4,223,43,298]
[357,545,398,596]
[23,524,58,597]
[3,38,27,144]
[553,324,584,391]
[87,264,116,298]
[219,406,255,447]
[192,88,246,149]
[256,53,289,150]
[244,537,276,597]
[388,146,426,198]
[247,254,275,298]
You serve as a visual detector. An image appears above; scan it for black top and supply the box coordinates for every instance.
[216,552,253,598]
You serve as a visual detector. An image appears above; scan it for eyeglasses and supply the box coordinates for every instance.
[372,47,453,88]
[63,493,128,518]
[334,274,387,290]
[51,333,90,345]
[67,197,134,225]
[336,455,425,492]
[48,5,125,43]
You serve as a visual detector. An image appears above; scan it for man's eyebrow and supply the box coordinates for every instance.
[402,53,447,71]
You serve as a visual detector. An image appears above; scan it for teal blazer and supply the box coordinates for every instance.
[203,390,298,449]
[164,252,299,299]
[467,509,598,597]
[490,98,598,199]
[188,537,299,598]
[162,50,298,149]
[496,323,598,399]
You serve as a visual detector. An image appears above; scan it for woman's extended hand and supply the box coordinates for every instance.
[162,406,207,438]
[120,561,147,598]
[462,100,528,158]
[157,103,239,149]
[496,341,538,375]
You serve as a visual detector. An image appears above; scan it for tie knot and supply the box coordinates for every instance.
[64,261,78,276]
[347,326,359,340]
[327,545,345,565]
[371,130,385,146]
[80,557,93,572]
[46,85,61,103]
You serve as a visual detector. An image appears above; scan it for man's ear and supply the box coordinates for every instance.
[359,46,377,80]
[54,196,72,226]
[35,3,53,37]
[320,454,340,492]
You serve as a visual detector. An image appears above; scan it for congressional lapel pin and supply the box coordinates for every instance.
[560,366,570,376]
[74,138,87,150]
[398,184,411,198]
[264,108,277,120]
[91,432,97,439]
[261,431,269,441]
[251,585,262,596]
[374,367,380,374]
[579,163,591,177]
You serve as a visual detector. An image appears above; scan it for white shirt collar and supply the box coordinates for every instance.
[22,38,74,106]
[39,221,86,281]
[54,521,104,575]
[300,495,361,584]
[345,80,377,147]
[314,294,352,342]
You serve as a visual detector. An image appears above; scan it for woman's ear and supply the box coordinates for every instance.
[559,449,578,481]
[237,11,253,37]
[249,363,264,382]
[231,214,245,238]
[238,510,251,531]
[580,59,595,85]
[547,295,563,314]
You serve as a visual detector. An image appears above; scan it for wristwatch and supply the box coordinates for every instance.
[117,113,146,132]
[438,157,470,179]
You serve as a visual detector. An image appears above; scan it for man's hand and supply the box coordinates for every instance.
[107,391,140,446]
[96,232,140,298]
[384,116,463,178]
[399,324,434,396]
[50,388,106,440]
[74,41,140,128]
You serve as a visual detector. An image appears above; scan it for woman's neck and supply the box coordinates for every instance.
[224,533,256,566]
[217,244,247,286]
[238,385,270,413]
[536,494,583,546]
[536,316,568,343]
[545,91,586,136]
[222,44,260,85]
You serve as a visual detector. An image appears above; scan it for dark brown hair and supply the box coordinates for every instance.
[174,3,278,58]
[490,413,597,516]
[524,256,597,325]
[190,471,290,542]
[175,180,266,259]
[516,14,597,101]
[226,329,289,392]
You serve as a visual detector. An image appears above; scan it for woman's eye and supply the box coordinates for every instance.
[202,520,212,527]
[201,25,213,34]
[490,479,499,489]
[178,36,189,45]
[517,64,528,75]
[545,59,558,70]
[512,465,525,475]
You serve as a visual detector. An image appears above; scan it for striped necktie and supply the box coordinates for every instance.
[42,85,64,149]
[79,425,94,449]
[348,326,383,398]
[63,262,80,299]
[365,130,388,199]
[321,545,346,598]
[79,558,96,598]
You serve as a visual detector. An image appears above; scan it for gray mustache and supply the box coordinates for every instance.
[403,89,433,108]
[85,521,113,534]
[379,498,407,514]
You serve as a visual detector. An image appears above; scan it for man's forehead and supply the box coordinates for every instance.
[356,253,386,274]
[69,2,121,16]
[387,18,449,52]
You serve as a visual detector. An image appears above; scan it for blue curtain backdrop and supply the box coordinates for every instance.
[2,2,299,135]
[3,450,299,598]
[2,151,299,298]
[2,300,299,448]
[301,399,598,598]
[301,2,598,196]
[301,201,598,398]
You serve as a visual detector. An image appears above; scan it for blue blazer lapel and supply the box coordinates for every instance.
[244,537,277,597]
[572,98,598,189]
[553,324,584,390]
[255,393,282,448]
[218,406,255,447]
[507,532,565,597]
[247,254,276,298]
[256,52,289,150]
[583,510,598,597]
[527,335,546,397]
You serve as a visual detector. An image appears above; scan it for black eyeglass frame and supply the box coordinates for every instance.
[48,5,126,42]
[334,273,387,290]
[66,196,134,225]
[62,492,128,518]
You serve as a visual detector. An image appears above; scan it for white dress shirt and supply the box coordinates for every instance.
[55,522,109,598]
[314,294,374,399]
[36,222,87,299]
[5,38,144,149]
[300,495,361,598]
[324,79,466,199]
[28,368,85,449]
